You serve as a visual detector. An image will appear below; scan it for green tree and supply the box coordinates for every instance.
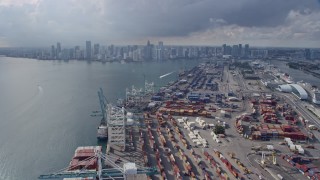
[214,125,225,134]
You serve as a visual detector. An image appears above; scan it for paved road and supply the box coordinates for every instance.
[279,93,320,127]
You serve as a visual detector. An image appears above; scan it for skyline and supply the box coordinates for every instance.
[0,0,320,48]
[4,40,320,61]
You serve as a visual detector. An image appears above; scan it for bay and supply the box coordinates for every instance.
[0,57,200,180]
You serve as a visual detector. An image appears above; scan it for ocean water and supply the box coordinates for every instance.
[0,57,200,180]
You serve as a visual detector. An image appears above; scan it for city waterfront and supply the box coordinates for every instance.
[0,57,200,180]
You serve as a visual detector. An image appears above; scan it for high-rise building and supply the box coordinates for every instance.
[56,42,61,59]
[156,41,164,61]
[74,46,81,60]
[226,45,232,55]
[94,43,100,56]
[144,40,153,61]
[85,41,92,60]
[51,45,55,59]
[108,45,114,57]
[222,44,227,55]
[238,44,242,57]
[232,45,239,57]
[244,44,250,58]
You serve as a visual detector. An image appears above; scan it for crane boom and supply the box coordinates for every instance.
[38,148,158,179]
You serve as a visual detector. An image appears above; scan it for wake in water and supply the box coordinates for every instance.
[38,85,44,94]
[12,85,44,118]
[159,71,174,79]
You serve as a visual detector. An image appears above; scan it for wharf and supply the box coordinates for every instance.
[104,60,320,180]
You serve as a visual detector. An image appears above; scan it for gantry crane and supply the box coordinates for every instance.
[38,150,158,179]
[98,88,108,122]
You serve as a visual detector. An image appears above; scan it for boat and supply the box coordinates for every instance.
[280,73,294,84]
[68,146,101,171]
[312,90,320,105]
[97,122,108,140]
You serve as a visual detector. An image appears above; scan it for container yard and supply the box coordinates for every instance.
[39,61,320,180]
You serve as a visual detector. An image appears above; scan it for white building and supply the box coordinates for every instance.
[278,84,308,100]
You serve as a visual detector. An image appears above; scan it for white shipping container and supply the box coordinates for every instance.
[295,145,302,149]
[290,145,296,151]
[298,148,304,154]
[284,138,291,143]
[267,145,274,151]
[201,140,208,145]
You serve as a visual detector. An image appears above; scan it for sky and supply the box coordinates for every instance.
[0,0,320,48]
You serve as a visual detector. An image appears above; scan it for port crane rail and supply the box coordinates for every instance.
[38,150,158,179]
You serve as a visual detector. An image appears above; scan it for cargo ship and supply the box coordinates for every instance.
[67,146,101,172]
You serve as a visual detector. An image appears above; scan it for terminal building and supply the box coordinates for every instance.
[278,84,308,100]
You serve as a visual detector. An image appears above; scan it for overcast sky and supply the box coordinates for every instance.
[0,0,320,48]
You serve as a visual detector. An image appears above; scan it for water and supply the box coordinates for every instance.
[271,60,320,88]
[0,57,201,180]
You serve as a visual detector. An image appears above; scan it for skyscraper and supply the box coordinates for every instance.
[86,41,92,60]
[74,46,81,59]
[238,44,242,57]
[51,45,55,59]
[144,40,153,61]
[56,42,61,59]
[232,45,239,57]
[244,44,250,58]
[156,41,164,61]
[222,44,227,55]
[93,43,100,59]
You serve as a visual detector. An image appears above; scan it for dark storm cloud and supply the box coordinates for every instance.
[221,0,318,27]
[101,0,319,37]
[0,0,319,47]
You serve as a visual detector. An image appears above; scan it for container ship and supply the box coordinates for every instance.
[67,146,101,175]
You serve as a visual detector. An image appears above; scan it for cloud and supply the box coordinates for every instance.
[0,0,40,7]
[0,0,319,47]
[159,9,320,48]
